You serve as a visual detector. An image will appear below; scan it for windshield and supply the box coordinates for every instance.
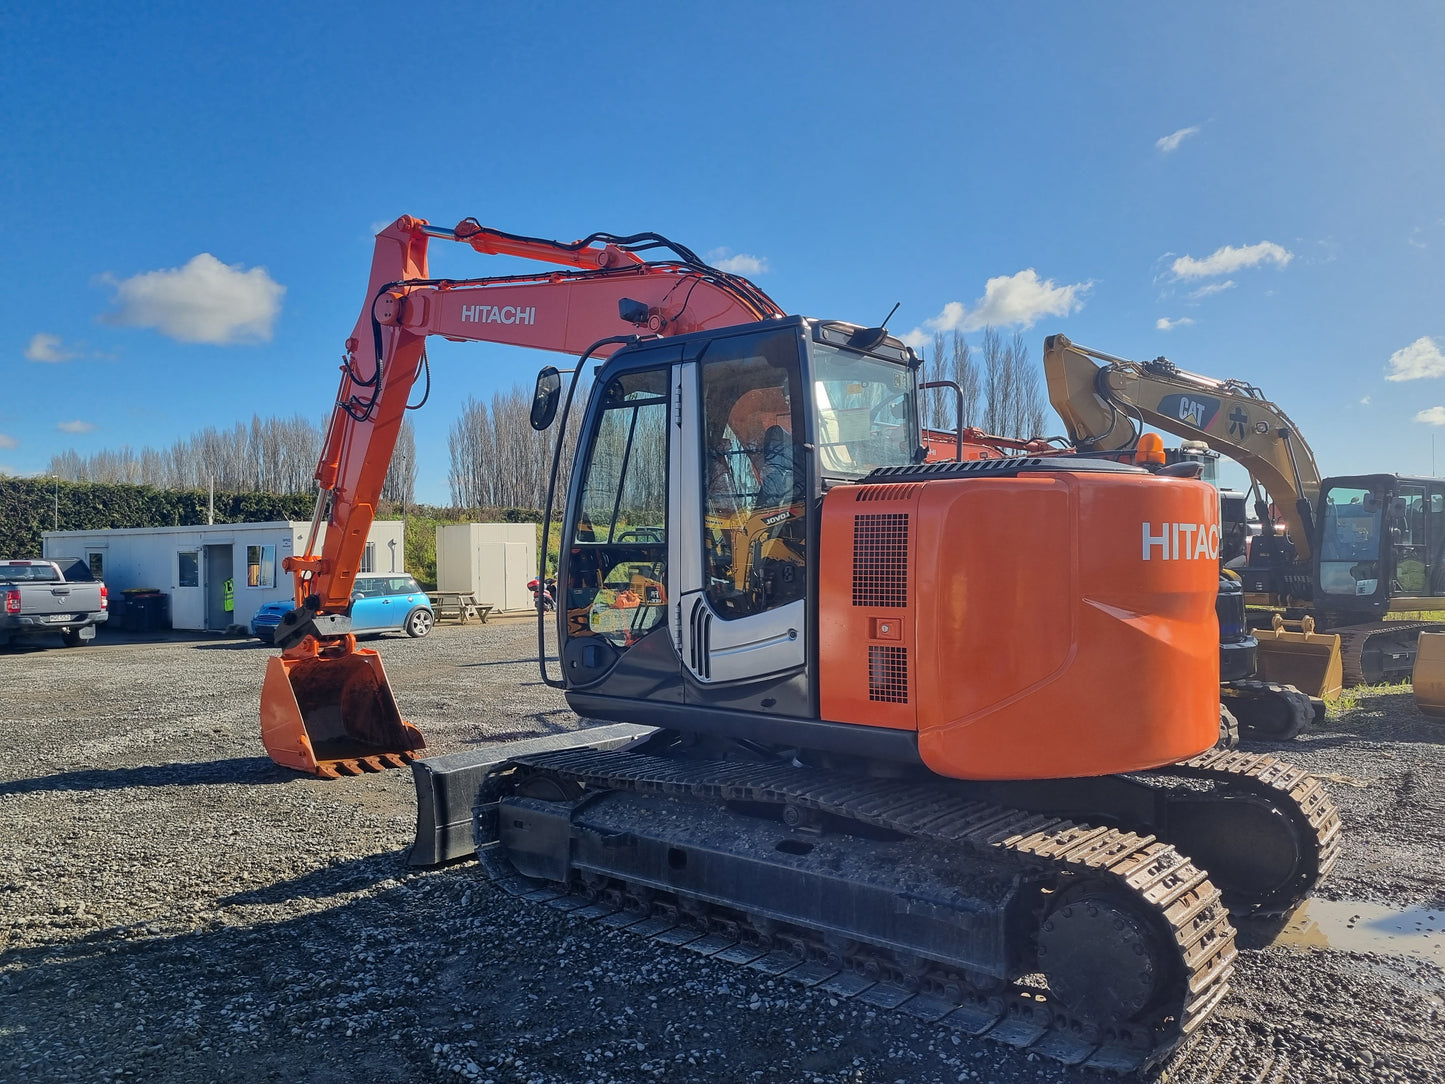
[810,343,918,478]
[1318,485,1382,596]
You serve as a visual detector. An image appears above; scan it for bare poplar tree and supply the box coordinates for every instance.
[981,327,1006,435]
[381,417,418,504]
[448,381,589,511]
[46,414,324,494]
[925,333,950,431]
[948,331,980,429]
[1009,332,1047,439]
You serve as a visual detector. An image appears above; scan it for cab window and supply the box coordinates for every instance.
[1319,487,1381,596]
[700,330,808,619]
[569,367,670,647]
[1391,484,1427,594]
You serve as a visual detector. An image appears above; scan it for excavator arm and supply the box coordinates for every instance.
[1043,333,1322,560]
[261,215,783,777]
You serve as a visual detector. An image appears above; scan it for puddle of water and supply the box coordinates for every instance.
[1274,899,1445,966]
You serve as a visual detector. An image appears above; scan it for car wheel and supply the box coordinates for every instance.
[405,608,434,638]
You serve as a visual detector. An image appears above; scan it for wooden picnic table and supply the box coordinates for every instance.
[426,592,493,624]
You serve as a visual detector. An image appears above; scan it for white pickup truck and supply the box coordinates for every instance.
[0,558,109,648]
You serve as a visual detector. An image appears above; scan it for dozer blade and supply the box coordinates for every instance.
[260,635,425,778]
[1254,615,1343,700]
[408,722,655,866]
[1412,631,1445,718]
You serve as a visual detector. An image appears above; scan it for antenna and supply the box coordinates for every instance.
[880,302,900,329]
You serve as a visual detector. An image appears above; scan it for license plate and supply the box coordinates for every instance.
[44,613,72,623]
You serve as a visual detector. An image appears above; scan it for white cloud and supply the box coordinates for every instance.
[1360,395,1371,405]
[1415,407,1445,425]
[57,420,96,434]
[1187,280,1237,301]
[1156,126,1201,153]
[900,270,1091,350]
[1171,242,1293,279]
[25,333,78,362]
[967,270,1090,328]
[706,248,770,276]
[1156,316,1195,331]
[1385,336,1445,382]
[0,433,16,449]
[100,253,285,344]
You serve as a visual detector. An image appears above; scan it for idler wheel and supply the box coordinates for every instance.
[516,773,583,802]
[1036,895,1165,1027]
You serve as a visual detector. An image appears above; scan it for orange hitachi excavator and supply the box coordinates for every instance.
[262,216,1340,1072]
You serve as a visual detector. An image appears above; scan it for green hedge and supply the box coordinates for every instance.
[0,478,316,559]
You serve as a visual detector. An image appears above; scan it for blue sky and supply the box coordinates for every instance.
[2,2,1442,503]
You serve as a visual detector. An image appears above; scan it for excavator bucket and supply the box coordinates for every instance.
[1412,632,1445,718]
[1254,615,1343,700]
[260,636,425,778]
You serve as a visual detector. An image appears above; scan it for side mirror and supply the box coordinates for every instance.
[530,367,562,430]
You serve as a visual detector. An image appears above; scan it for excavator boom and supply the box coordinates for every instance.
[1043,333,1321,560]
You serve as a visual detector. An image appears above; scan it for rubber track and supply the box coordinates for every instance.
[1335,621,1443,686]
[1159,747,1342,916]
[479,749,1238,1073]
[1221,680,1314,740]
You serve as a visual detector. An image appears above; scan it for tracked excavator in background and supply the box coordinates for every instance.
[1043,334,1445,695]
[261,216,1340,1072]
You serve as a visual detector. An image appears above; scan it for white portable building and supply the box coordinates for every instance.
[435,522,537,613]
[42,520,405,632]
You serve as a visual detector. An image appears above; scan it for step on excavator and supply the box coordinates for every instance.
[260,216,1341,1071]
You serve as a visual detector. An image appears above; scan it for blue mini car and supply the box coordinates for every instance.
[250,575,434,643]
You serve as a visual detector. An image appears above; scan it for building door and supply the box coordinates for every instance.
[204,544,234,630]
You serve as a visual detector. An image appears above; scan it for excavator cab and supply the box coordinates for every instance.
[549,316,922,704]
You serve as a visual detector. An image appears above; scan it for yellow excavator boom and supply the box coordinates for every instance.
[1043,334,1321,562]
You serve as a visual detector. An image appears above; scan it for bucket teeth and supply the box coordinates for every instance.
[313,752,416,779]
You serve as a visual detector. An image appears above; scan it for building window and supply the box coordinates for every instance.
[360,542,376,573]
[87,552,104,579]
[247,544,276,588]
[179,551,199,588]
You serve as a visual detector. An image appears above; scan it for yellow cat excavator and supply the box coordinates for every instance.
[1044,333,1445,689]
[261,217,1340,1073]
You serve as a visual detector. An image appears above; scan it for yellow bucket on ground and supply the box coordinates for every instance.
[1412,632,1445,718]
[260,635,425,778]
[1255,615,1343,700]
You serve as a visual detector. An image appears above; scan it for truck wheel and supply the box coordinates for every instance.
[405,608,434,638]
[61,628,89,648]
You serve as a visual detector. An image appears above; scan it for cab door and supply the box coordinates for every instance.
[557,359,679,698]
[675,327,812,711]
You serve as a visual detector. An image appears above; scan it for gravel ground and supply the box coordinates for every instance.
[2,620,1442,1083]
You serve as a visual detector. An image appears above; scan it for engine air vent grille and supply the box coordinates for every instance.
[853,513,909,607]
[854,483,921,503]
[868,645,909,703]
